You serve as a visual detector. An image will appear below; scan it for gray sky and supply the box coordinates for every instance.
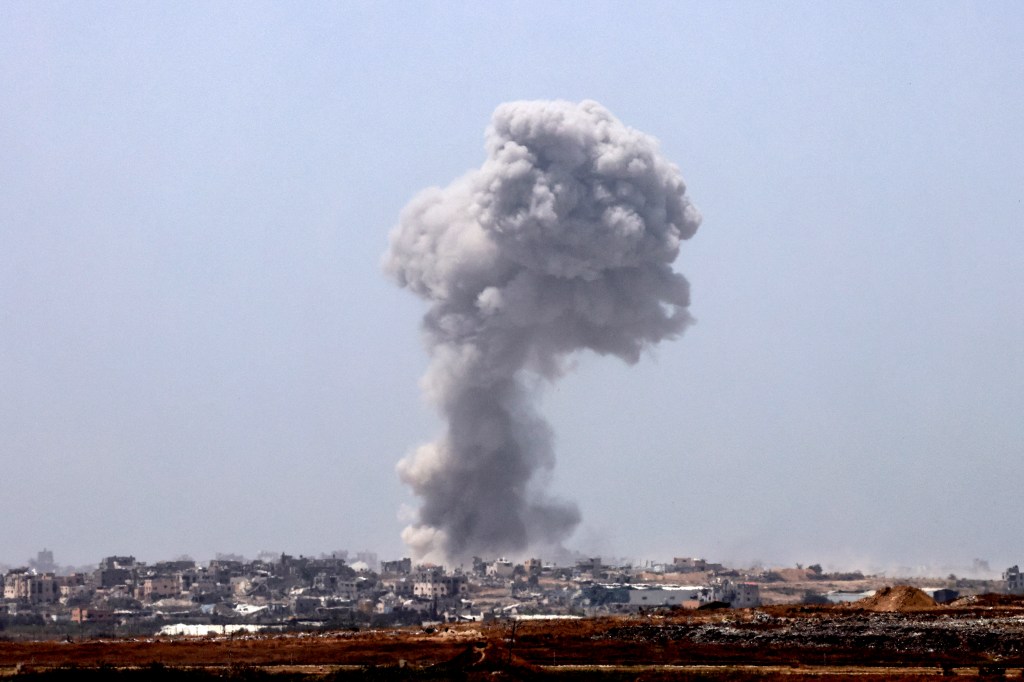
[2,1,1022,574]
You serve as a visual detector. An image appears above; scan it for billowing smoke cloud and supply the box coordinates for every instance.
[385,100,700,563]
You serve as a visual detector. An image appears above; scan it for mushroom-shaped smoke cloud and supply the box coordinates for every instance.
[385,100,700,563]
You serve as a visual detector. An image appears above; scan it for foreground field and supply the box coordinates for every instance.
[4,590,1024,680]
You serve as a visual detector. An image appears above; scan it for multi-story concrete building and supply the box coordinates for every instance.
[487,559,515,579]
[699,579,760,608]
[1004,566,1024,595]
[143,577,178,600]
[381,558,412,575]
[412,571,467,599]
[3,570,61,605]
[29,550,56,574]
[575,557,603,577]
[337,579,358,600]
[94,567,133,589]
[386,577,415,598]
[71,607,115,624]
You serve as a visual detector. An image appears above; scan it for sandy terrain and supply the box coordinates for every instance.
[4,587,1024,679]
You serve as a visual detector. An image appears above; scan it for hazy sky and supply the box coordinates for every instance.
[2,1,1022,574]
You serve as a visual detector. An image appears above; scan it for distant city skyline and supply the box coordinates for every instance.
[0,545,1007,582]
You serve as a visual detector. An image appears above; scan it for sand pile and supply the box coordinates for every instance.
[854,586,937,612]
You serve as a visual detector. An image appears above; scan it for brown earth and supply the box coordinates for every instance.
[853,585,937,612]
[5,592,1024,679]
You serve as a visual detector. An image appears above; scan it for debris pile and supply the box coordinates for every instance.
[854,585,937,612]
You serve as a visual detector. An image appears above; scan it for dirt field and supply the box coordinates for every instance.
[4,589,1024,680]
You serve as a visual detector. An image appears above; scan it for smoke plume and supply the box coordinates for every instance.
[385,100,700,563]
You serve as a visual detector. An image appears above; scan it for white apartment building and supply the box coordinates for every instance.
[699,579,761,608]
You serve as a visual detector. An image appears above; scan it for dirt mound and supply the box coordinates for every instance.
[854,585,937,612]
